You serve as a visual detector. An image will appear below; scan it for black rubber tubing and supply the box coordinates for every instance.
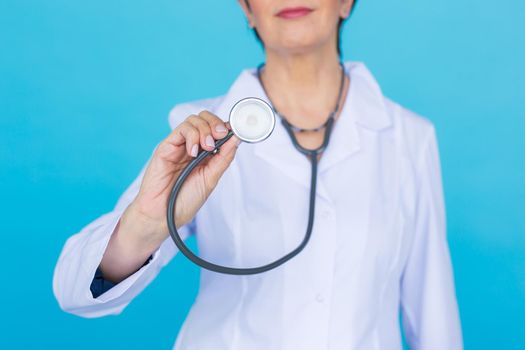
[166,123,328,275]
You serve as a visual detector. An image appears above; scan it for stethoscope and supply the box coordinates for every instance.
[167,62,346,275]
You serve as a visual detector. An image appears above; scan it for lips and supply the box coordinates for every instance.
[276,6,313,19]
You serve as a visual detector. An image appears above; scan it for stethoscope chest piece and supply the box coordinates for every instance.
[229,97,275,143]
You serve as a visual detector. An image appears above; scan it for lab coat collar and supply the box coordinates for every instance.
[214,61,392,202]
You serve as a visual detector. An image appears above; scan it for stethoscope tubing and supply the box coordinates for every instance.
[166,129,321,275]
[166,62,343,275]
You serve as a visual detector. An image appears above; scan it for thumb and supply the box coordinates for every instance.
[203,135,241,186]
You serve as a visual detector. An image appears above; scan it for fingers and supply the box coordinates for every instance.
[165,111,230,158]
[197,111,231,139]
[204,134,241,188]
[178,123,201,157]
[185,115,215,153]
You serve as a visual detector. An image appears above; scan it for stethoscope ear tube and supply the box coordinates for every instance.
[166,130,321,275]
[281,114,336,157]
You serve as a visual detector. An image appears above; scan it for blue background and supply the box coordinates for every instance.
[1,0,524,348]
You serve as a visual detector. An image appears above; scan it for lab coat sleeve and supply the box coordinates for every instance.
[52,148,196,318]
[400,125,463,349]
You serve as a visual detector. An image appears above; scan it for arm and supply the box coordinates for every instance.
[53,106,238,318]
[52,155,196,318]
[400,125,463,349]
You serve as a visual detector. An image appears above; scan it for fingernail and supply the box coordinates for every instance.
[235,138,242,147]
[190,144,198,157]
[205,135,215,148]
[215,124,227,133]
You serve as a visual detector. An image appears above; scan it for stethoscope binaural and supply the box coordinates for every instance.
[167,62,346,275]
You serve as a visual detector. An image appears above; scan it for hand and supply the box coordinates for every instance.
[127,110,241,248]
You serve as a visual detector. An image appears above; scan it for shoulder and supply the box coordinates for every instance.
[348,61,439,157]
[386,100,441,179]
[384,97,438,154]
[382,97,442,190]
[167,95,226,130]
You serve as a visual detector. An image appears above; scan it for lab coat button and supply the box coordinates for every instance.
[315,293,325,303]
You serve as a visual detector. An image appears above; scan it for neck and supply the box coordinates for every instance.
[259,43,345,128]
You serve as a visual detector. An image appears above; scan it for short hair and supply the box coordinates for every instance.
[246,0,358,57]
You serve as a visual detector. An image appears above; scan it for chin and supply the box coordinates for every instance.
[279,40,328,56]
[273,31,326,54]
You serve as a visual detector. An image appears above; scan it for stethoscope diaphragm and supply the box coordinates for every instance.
[229,97,275,143]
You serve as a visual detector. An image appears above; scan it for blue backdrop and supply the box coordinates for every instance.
[1,0,523,348]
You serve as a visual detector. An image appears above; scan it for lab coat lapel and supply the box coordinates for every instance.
[214,67,331,201]
[213,62,393,203]
[317,61,393,173]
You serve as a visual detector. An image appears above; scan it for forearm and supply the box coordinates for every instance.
[99,203,167,284]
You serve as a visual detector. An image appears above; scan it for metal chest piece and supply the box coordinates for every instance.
[229,97,276,143]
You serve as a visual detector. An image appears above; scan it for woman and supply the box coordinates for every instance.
[53,0,463,348]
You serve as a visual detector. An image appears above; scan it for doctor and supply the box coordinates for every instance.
[53,0,463,349]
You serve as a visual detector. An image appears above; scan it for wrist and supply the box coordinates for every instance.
[120,202,166,254]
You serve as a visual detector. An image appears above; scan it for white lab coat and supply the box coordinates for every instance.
[53,61,463,349]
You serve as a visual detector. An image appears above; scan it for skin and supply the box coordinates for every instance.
[239,0,353,150]
[100,0,354,283]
